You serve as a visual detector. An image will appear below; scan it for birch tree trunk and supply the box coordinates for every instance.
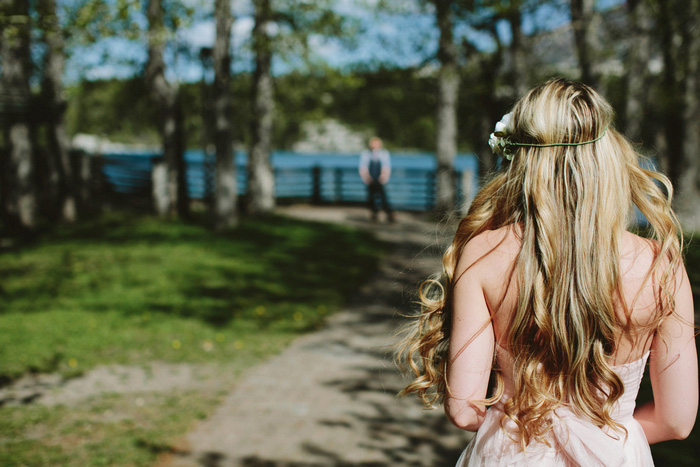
[0,0,37,231]
[247,0,276,214]
[434,0,459,215]
[39,0,76,222]
[213,0,238,228]
[570,0,598,87]
[146,0,188,218]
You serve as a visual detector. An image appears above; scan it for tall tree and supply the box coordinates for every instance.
[145,0,188,218]
[623,0,652,143]
[469,26,504,178]
[0,0,37,231]
[570,0,598,87]
[38,0,77,222]
[655,0,687,194]
[671,0,700,229]
[247,0,276,214]
[505,1,528,98]
[213,0,238,228]
[433,0,460,215]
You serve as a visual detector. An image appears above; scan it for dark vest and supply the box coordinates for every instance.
[368,152,383,180]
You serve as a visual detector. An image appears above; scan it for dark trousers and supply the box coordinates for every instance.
[368,180,392,216]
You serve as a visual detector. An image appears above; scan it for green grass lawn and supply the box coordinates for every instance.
[0,212,389,465]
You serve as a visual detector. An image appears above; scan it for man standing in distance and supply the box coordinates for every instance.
[359,137,394,222]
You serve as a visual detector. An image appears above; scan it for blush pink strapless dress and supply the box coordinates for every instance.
[456,352,654,466]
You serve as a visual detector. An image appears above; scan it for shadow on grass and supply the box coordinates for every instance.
[157,227,466,467]
[0,213,389,328]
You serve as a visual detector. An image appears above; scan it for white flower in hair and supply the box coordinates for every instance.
[488,112,515,160]
[494,112,512,134]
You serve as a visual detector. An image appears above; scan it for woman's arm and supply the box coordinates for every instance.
[444,234,496,431]
[634,262,698,443]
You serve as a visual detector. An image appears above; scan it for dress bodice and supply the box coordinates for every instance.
[610,352,650,420]
[494,349,650,417]
[458,351,655,466]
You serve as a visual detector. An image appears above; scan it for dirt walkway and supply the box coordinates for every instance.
[163,206,472,466]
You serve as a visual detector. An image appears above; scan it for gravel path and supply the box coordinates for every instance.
[162,206,472,467]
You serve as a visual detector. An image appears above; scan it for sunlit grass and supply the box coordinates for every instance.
[0,390,226,466]
[0,212,388,380]
[0,212,389,464]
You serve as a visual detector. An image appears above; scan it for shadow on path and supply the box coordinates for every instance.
[163,206,471,466]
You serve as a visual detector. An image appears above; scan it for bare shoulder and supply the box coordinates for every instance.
[457,224,521,275]
[619,230,662,275]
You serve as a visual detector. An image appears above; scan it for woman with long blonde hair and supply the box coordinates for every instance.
[398,79,698,465]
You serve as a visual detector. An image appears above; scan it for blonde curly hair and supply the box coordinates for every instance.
[397,78,682,448]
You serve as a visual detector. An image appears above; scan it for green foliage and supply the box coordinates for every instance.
[65,78,160,145]
[0,212,389,381]
[62,0,143,44]
[65,67,442,150]
[326,66,437,149]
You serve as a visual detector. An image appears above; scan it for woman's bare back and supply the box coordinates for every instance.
[474,225,660,368]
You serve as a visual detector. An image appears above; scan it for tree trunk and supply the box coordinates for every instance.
[248,0,276,214]
[674,0,700,229]
[213,0,238,228]
[570,0,598,87]
[434,0,459,215]
[39,0,76,222]
[475,25,505,179]
[624,0,652,144]
[0,0,36,231]
[508,5,528,98]
[146,0,188,218]
[657,0,684,189]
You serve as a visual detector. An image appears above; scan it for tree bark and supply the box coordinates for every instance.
[213,0,238,228]
[434,0,459,215]
[146,0,188,218]
[38,0,76,222]
[507,4,528,98]
[674,0,700,229]
[0,0,37,231]
[570,0,598,87]
[475,26,504,178]
[657,0,684,189]
[624,0,652,144]
[247,0,276,214]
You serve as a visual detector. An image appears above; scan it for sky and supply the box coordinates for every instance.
[64,0,625,83]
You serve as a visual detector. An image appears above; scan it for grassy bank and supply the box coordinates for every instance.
[0,212,389,465]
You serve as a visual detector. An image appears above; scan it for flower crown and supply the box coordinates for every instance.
[488,112,608,160]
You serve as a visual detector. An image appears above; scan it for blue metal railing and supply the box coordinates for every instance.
[99,151,478,211]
